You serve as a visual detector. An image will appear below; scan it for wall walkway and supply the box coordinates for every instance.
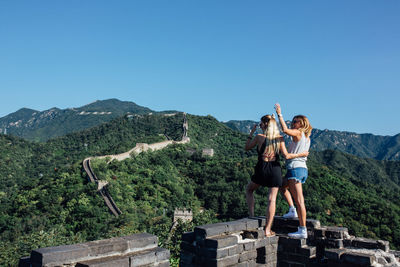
[82,113,189,217]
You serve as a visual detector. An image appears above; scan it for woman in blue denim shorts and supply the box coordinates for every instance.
[275,103,312,239]
[245,114,309,237]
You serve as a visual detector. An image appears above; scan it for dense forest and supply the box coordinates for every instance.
[1,113,400,266]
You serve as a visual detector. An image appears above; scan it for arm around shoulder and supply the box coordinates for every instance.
[279,138,309,159]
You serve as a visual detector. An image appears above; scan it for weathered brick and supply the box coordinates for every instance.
[76,255,129,267]
[237,218,260,230]
[225,220,247,233]
[180,241,196,253]
[122,233,158,253]
[18,256,30,267]
[86,238,128,257]
[283,253,315,264]
[306,219,321,229]
[155,247,170,261]
[325,226,348,239]
[239,250,257,262]
[202,254,239,267]
[255,238,268,248]
[278,236,307,247]
[257,245,278,256]
[181,232,195,243]
[272,217,320,230]
[179,252,195,265]
[255,229,265,239]
[278,243,297,253]
[257,252,277,264]
[277,261,290,267]
[273,216,300,228]
[342,251,376,266]
[198,247,229,259]
[324,248,346,261]
[249,216,266,228]
[325,239,344,249]
[130,249,157,267]
[314,227,326,238]
[243,240,256,251]
[352,237,390,252]
[264,261,277,267]
[237,243,244,253]
[30,244,90,266]
[343,235,355,247]
[228,245,238,256]
[155,260,170,267]
[267,235,279,245]
[297,245,317,257]
[204,235,238,248]
[237,259,256,267]
[195,223,228,239]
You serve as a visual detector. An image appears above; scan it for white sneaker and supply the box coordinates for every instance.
[283,208,298,219]
[288,227,307,239]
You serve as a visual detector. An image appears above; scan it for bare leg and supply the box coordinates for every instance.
[280,185,294,207]
[288,180,306,226]
[265,187,279,235]
[246,181,260,217]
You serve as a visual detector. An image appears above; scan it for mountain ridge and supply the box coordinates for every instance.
[1,110,400,265]
[224,119,400,161]
[0,99,162,141]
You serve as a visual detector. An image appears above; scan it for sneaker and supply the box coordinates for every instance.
[283,208,298,219]
[288,227,307,239]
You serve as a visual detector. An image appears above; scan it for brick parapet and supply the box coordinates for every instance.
[180,216,400,267]
[18,233,170,267]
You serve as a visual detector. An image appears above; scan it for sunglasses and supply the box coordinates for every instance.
[292,120,301,124]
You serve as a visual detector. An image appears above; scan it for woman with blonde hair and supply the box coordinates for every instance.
[245,114,309,236]
[275,103,312,239]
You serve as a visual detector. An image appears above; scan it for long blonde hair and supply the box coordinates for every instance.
[261,115,281,156]
[292,115,312,138]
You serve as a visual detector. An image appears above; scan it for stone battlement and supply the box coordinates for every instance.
[18,216,400,266]
[19,233,169,267]
[180,216,400,267]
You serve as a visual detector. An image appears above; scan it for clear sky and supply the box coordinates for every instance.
[0,1,399,136]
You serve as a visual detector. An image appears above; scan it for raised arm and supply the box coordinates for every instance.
[245,124,258,151]
[279,138,309,159]
[275,103,302,139]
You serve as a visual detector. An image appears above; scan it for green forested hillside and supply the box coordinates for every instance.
[0,99,164,142]
[1,113,400,266]
[0,113,188,265]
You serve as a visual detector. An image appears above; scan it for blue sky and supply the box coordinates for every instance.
[0,1,399,135]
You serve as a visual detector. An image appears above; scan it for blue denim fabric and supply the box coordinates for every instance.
[285,167,308,184]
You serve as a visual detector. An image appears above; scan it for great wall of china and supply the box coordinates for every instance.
[82,113,189,217]
[20,216,400,266]
[17,112,400,266]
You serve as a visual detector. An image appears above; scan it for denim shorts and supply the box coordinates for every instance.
[285,167,308,184]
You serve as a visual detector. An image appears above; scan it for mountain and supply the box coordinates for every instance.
[224,120,400,161]
[0,99,166,142]
[1,112,400,265]
[1,102,400,265]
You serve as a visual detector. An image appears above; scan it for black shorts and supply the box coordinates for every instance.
[251,160,282,187]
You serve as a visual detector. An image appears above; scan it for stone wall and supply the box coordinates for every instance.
[19,217,400,266]
[19,233,170,267]
[180,216,400,267]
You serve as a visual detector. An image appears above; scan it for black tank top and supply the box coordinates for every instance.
[257,138,280,162]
